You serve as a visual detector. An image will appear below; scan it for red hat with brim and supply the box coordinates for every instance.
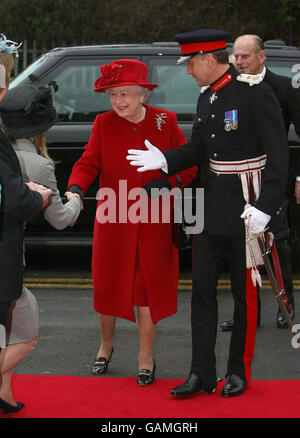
[94,59,158,92]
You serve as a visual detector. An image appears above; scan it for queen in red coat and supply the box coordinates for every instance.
[68,59,197,385]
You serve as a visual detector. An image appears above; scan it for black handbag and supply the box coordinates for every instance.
[172,175,194,250]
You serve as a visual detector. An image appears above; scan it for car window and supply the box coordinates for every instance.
[147,58,199,122]
[265,59,297,78]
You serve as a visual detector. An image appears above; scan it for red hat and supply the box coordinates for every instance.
[94,59,158,92]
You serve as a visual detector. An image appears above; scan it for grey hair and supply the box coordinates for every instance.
[234,34,264,53]
[106,85,151,102]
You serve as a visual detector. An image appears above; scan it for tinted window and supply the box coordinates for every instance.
[265,59,297,79]
[147,58,199,122]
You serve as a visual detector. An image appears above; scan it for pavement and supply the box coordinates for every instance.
[13,245,300,382]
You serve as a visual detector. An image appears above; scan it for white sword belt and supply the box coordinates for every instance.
[209,154,267,203]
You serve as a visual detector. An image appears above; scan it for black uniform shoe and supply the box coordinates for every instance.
[220,319,235,332]
[170,373,217,398]
[221,374,246,398]
[276,307,295,329]
[220,317,261,332]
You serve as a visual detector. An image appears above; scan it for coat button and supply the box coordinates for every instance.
[211,134,216,138]
[213,153,218,158]
[211,114,215,119]
[197,117,202,123]
[133,127,138,132]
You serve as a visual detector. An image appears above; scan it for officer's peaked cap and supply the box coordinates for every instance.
[174,29,230,64]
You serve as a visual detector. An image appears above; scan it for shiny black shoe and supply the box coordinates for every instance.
[277,307,295,329]
[220,317,261,332]
[0,397,25,413]
[91,347,113,375]
[221,374,246,398]
[170,373,217,398]
[137,360,156,386]
[220,319,235,332]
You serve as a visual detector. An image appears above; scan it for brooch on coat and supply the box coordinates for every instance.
[237,73,263,86]
[155,113,167,131]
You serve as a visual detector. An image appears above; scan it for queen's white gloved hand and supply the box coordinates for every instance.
[241,206,271,235]
[127,139,167,172]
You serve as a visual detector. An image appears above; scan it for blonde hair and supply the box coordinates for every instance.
[0,51,14,86]
[29,132,54,163]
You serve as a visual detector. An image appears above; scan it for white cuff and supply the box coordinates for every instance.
[296,176,300,182]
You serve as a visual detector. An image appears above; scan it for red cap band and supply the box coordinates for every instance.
[180,40,226,55]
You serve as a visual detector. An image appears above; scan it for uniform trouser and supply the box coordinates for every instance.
[191,232,258,386]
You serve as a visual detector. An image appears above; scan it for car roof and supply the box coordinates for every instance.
[44,41,300,59]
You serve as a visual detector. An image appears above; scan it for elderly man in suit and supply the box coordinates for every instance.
[220,34,300,331]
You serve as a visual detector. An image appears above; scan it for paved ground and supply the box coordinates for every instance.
[13,246,300,382]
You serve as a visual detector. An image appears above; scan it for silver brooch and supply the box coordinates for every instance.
[155,113,167,131]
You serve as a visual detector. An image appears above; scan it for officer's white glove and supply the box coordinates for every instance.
[241,206,271,235]
[127,139,167,172]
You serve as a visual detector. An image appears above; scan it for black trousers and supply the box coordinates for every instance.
[191,232,258,386]
[0,301,10,326]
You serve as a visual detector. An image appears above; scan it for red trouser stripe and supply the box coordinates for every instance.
[243,268,258,384]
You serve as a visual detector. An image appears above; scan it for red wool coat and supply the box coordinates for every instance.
[68,104,197,323]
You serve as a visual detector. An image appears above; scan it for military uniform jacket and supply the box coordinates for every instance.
[164,65,289,236]
[264,67,300,176]
[0,129,42,301]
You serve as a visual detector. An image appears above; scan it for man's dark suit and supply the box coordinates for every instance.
[264,67,300,313]
[0,128,42,325]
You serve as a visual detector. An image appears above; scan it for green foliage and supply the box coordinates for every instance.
[0,0,299,48]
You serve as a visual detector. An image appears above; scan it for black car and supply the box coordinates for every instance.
[9,41,300,265]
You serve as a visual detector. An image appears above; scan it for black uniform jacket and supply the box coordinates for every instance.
[264,68,300,177]
[0,129,42,301]
[163,65,289,236]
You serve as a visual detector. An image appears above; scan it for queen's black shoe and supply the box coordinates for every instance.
[0,398,25,413]
[91,348,113,375]
[137,360,156,386]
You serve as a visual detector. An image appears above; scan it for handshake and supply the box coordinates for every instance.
[26,182,83,211]
[26,182,52,209]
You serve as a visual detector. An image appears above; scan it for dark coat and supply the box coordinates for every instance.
[0,129,42,302]
[163,65,289,237]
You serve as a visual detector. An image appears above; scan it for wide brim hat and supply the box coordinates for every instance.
[94,59,158,92]
[0,81,58,139]
[174,29,230,64]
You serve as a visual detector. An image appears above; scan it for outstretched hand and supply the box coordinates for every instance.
[127,139,167,172]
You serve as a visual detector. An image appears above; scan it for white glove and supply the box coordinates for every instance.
[241,206,271,235]
[127,139,167,172]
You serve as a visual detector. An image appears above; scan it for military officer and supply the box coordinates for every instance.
[127,29,289,397]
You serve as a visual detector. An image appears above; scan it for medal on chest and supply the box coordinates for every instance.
[224,109,238,131]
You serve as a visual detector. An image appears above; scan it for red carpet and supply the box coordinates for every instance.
[1,375,300,418]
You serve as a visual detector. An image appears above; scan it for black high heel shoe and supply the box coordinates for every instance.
[91,348,113,375]
[0,397,25,413]
[137,360,156,386]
